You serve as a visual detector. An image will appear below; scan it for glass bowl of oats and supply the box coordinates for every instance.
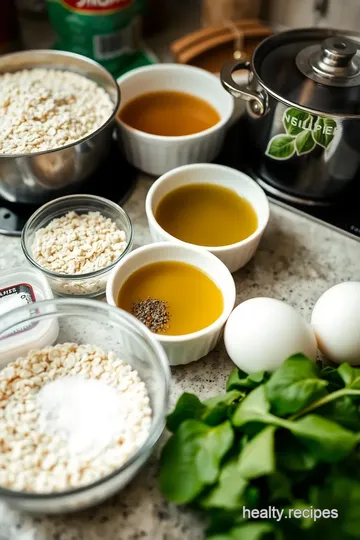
[0,298,170,513]
[21,194,133,297]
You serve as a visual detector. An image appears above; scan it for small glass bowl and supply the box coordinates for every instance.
[0,298,170,513]
[21,194,133,298]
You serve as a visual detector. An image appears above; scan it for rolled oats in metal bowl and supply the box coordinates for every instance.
[0,50,120,205]
[21,195,133,298]
[0,68,114,155]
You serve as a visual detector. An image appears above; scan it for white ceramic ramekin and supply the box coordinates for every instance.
[106,242,236,366]
[116,64,234,176]
[145,164,270,273]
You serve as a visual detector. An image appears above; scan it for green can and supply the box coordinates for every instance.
[47,0,147,77]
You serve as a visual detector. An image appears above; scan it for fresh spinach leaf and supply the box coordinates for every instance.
[276,431,318,472]
[226,369,267,392]
[237,426,276,479]
[284,500,318,531]
[160,420,234,503]
[232,386,273,427]
[245,484,261,507]
[267,472,293,503]
[291,414,357,462]
[338,363,360,389]
[160,355,360,540]
[160,420,209,503]
[319,395,360,432]
[320,365,344,390]
[166,393,205,432]
[212,522,276,540]
[207,535,232,540]
[167,391,245,433]
[232,386,290,432]
[196,422,235,485]
[266,355,328,416]
[207,509,241,538]
[204,391,245,409]
[201,459,248,510]
[310,475,360,538]
[203,390,245,425]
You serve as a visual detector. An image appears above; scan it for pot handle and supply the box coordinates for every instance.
[221,60,267,116]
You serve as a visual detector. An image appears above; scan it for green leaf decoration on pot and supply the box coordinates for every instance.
[283,107,313,136]
[266,108,339,161]
[295,130,316,155]
[265,135,295,160]
[312,116,337,148]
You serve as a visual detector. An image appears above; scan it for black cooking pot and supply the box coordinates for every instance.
[221,28,360,205]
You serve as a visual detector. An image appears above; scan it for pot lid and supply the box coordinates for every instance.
[253,28,360,116]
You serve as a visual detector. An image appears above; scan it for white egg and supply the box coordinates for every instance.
[224,297,317,373]
[311,281,360,365]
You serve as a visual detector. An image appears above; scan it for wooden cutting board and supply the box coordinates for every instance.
[171,19,272,73]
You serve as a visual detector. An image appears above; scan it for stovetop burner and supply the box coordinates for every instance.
[0,145,137,236]
[216,118,360,241]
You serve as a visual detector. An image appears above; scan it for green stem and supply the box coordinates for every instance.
[291,389,360,421]
[267,414,294,430]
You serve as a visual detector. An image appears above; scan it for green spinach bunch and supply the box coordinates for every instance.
[159,355,360,540]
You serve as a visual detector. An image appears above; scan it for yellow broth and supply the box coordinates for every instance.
[155,183,258,247]
[119,90,221,136]
[117,261,224,336]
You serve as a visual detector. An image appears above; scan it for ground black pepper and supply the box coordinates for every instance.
[131,297,170,333]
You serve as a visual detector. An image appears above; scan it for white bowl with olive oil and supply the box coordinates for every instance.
[116,64,234,176]
[145,164,270,273]
[106,242,236,366]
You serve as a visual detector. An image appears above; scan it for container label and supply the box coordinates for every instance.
[0,283,37,340]
[47,0,145,77]
[266,107,338,160]
[60,0,132,13]
[93,24,133,60]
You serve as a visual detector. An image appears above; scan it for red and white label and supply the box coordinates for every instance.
[62,0,132,13]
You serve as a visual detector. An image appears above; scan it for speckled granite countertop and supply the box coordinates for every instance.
[0,175,359,540]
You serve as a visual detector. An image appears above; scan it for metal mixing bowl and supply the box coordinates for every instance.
[0,50,120,205]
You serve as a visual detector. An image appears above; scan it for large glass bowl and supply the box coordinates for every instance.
[21,194,133,298]
[0,299,170,514]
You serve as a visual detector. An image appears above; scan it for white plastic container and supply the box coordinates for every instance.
[0,267,58,366]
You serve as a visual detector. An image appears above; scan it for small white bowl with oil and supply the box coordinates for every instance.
[116,64,234,176]
[145,164,270,273]
[106,242,236,366]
